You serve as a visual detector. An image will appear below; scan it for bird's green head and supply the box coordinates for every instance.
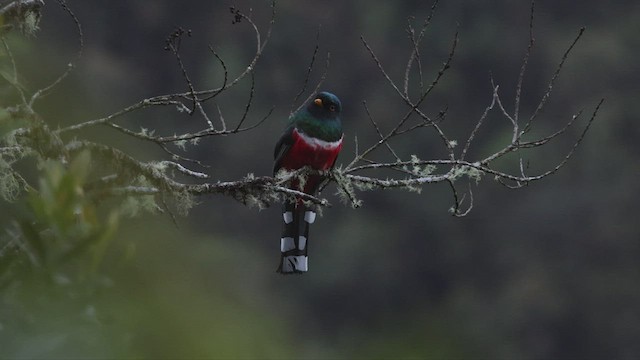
[306,91,342,120]
[292,91,343,141]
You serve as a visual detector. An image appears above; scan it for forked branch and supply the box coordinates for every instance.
[0,0,601,218]
[333,0,602,216]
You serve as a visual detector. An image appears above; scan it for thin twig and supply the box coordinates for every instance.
[460,84,499,161]
[521,26,586,136]
[234,71,255,131]
[293,52,331,115]
[403,1,438,98]
[362,100,401,162]
[29,0,83,106]
[165,27,197,114]
[290,26,321,116]
[514,0,536,127]
[57,1,276,134]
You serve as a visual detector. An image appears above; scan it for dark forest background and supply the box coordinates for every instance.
[1,0,639,358]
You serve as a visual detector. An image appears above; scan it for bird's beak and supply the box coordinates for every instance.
[314,98,323,106]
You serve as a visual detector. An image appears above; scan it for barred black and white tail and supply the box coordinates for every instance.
[277,202,316,274]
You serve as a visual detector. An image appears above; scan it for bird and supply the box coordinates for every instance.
[273,91,343,274]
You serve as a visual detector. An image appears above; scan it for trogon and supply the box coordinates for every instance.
[273,91,343,274]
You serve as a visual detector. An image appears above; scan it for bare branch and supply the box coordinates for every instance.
[214,1,275,94]
[343,97,602,203]
[156,161,209,179]
[290,26,321,116]
[29,0,83,106]
[521,26,586,136]
[56,0,276,135]
[164,27,199,116]
[347,27,458,170]
[234,71,256,131]
[448,180,473,217]
[198,47,228,103]
[497,98,604,188]
[460,84,499,162]
[360,35,405,100]
[404,0,439,98]
[514,0,536,126]
[293,52,331,115]
[1,0,601,220]
[362,100,401,162]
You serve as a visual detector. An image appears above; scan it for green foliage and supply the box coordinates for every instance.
[0,150,124,357]
[0,151,119,288]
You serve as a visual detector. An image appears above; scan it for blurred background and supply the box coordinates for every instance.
[1,0,639,358]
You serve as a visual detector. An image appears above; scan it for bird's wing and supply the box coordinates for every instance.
[273,124,295,175]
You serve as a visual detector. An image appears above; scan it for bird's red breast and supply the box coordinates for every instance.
[278,128,343,193]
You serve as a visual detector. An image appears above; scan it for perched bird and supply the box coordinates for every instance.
[273,91,344,274]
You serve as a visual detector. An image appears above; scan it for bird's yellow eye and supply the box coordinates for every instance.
[314,98,323,106]
[329,105,336,112]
